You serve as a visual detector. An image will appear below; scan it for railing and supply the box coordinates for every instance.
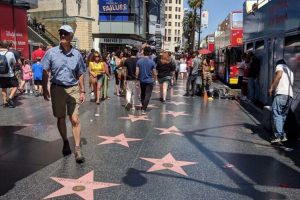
[27,18,59,46]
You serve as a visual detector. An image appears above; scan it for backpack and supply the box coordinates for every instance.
[0,52,9,74]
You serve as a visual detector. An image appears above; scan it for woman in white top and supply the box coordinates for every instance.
[179,55,187,80]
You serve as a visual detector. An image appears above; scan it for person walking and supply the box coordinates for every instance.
[184,51,201,97]
[124,47,139,110]
[31,57,43,96]
[202,56,213,100]
[269,59,294,143]
[89,52,109,104]
[22,60,33,94]
[156,52,175,103]
[32,43,45,62]
[136,47,156,114]
[247,52,260,102]
[238,53,248,100]
[0,40,17,108]
[41,25,86,163]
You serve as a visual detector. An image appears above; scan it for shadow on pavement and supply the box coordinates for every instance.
[238,101,300,169]
[0,125,71,196]
[179,124,300,199]
[122,168,286,199]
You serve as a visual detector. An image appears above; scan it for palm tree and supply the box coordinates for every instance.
[182,9,201,52]
[187,0,204,51]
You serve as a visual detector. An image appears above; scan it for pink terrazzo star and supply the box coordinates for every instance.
[44,171,120,200]
[154,126,183,136]
[98,133,142,147]
[119,114,151,122]
[161,111,190,117]
[168,101,187,105]
[140,153,197,176]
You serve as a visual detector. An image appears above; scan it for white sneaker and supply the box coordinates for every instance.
[30,91,33,94]
[281,136,288,142]
[270,138,281,144]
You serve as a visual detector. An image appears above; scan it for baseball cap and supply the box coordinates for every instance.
[59,25,74,33]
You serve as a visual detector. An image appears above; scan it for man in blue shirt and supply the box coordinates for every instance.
[42,25,86,163]
[136,47,156,114]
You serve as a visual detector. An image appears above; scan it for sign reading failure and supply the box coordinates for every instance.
[99,0,128,13]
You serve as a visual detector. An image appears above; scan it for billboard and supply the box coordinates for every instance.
[99,0,129,21]
[0,4,29,59]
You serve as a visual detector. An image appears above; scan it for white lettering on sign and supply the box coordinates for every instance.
[17,41,26,45]
[103,4,127,12]
[5,31,23,37]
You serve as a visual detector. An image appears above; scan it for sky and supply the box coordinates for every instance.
[184,0,245,39]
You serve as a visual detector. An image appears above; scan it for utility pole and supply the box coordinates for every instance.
[197,5,202,50]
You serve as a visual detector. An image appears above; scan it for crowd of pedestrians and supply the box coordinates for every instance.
[0,24,295,163]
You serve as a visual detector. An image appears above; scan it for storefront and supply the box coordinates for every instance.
[97,0,146,52]
[0,0,37,59]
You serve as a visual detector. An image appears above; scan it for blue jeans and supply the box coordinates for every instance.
[272,95,292,138]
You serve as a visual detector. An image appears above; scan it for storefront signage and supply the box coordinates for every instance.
[0,4,29,59]
[99,0,129,21]
[99,38,142,46]
[99,0,128,13]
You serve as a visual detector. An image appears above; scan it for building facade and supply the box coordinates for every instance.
[146,0,165,53]
[163,0,184,52]
[28,0,94,50]
[93,0,148,53]
[28,0,165,53]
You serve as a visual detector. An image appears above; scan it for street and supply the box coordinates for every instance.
[0,79,300,200]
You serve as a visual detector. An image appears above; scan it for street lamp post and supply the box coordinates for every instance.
[197,5,202,50]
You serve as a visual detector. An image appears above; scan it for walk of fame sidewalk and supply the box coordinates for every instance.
[0,79,299,199]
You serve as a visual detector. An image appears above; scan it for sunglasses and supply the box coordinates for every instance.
[94,55,100,58]
[59,31,70,36]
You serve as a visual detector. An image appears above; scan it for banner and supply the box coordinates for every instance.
[0,4,29,59]
[201,10,209,28]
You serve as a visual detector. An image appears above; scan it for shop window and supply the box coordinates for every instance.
[255,40,265,50]
[246,42,254,51]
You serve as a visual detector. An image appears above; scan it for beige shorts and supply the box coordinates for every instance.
[50,84,80,118]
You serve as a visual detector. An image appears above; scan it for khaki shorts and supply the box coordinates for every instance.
[50,84,80,118]
[203,72,212,86]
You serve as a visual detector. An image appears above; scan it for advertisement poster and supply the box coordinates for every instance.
[231,29,243,47]
[99,0,129,21]
[0,4,29,59]
[201,10,209,28]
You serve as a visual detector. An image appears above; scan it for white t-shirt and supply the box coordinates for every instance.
[275,64,294,98]
[0,50,16,77]
[238,60,247,76]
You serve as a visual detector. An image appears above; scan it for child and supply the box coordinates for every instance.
[31,57,43,96]
[22,60,33,94]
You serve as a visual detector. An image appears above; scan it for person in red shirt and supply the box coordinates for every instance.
[32,43,45,62]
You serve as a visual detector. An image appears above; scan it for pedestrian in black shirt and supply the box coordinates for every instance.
[124,48,139,110]
[156,52,175,102]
